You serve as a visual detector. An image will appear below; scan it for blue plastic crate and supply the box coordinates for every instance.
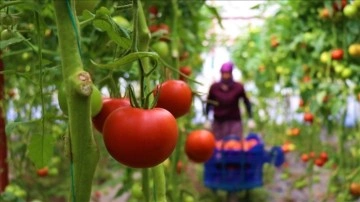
[203,133,284,192]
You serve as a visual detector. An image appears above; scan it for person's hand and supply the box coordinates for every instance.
[247,119,256,130]
[203,120,212,130]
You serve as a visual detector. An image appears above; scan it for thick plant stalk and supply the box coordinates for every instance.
[53,1,99,201]
[0,51,9,192]
[152,165,167,202]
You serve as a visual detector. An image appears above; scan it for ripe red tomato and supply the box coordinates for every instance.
[301,153,309,163]
[331,49,344,60]
[185,129,216,163]
[303,112,314,123]
[37,167,49,177]
[309,151,316,159]
[158,23,170,34]
[148,5,158,16]
[350,183,360,196]
[319,151,328,161]
[102,107,178,168]
[154,80,192,118]
[314,158,326,167]
[92,97,131,133]
[179,66,192,81]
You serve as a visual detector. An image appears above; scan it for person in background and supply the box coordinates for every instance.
[205,61,255,202]
[205,61,255,140]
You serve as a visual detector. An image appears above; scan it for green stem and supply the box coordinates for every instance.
[169,125,184,202]
[170,0,179,78]
[53,1,99,201]
[133,0,151,108]
[152,164,167,202]
[142,169,150,202]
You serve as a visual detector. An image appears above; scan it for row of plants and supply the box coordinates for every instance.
[0,0,226,201]
[231,0,360,201]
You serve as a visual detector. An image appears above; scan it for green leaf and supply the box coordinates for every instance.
[91,51,159,70]
[0,37,25,49]
[5,120,40,135]
[28,134,54,169]
[92,7,131,49]
[316,91,326,104]
[205,5,223,29]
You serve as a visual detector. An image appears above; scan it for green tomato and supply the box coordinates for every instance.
[320,52,330,64]
[334,64,345,73]
[112,16,131,29]
[131,183,143,199]
[183,195,195,202]
[49,167,59,176]
[354,0,360,8]
[344,5,358,18]
[1,29,14,40]
[57,83,103,117]
[151,41,170,59]
[75,0,99,15]
[341,68,352,78]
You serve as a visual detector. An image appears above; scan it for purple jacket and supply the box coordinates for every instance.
[206,81,252,122]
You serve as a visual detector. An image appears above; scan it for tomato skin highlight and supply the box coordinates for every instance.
[154,80,193,118]
[103,107,178,168]
[185,130,216,163]
[92,97,131,133]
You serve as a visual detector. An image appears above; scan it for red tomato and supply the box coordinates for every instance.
[103,107,178,168]
[301,153,309,163]
[319,151,328,161]
[304,112,314,123]
[314,158,326,167]
[223,140,242,151]
[158,23,170,34]
[37,167,49,177]
[185,130,216,163]
[331,49,344,60]
[154,80,192,118]
[333,0,347,11]
[92,97,131,133]
[350,183,360,196]
[148,5,158,16]
[149,24,159,33]
[299,99,304,107]
[176,160,184,174]
[309,151,316,159]
[179,66,192,81]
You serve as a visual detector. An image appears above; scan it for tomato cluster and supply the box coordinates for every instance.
[94,79,193,168]
[300,151,328,167]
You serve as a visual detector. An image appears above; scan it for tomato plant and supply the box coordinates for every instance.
[92,97,131,133]
[154,79,193,118]
[185,129,216,163]
[102,107,178,168]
